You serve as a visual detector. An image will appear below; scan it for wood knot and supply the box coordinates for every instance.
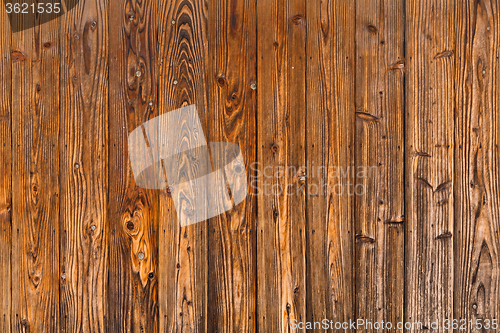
[292,15,304,25]
[216,75,226,86]
[20,319,29,327]
[126,221,135,231]
[355,234,376,244]
[270,143,279,153]
[11,51,27,63]
[43,42,52,48]
[148,272,154,279]
[367,24,378,33]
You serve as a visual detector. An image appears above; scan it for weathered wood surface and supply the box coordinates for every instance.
[60,0,109,331]
[109,0,157,331]
[2,0,500,332]
[355,0,404,331]
[406,1,455,332]
[0,7,11,333]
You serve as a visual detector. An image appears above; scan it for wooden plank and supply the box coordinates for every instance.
[405,0,455,331]
[11,8,60,333]
[157,0,209,332]
[0,8,11,333]
[206,0,257,331]
[256,0,306,331]
[354,0,404,331]
[59,0,109,331]
[305,0,355,330]
[454,0,500,326]
[108,0,158,331]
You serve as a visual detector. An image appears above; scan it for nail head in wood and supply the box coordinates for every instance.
[136,70,142,77]
[250,82,257,90]
[61,274,66,280]
[173,80,178,85]
[138,252,145,260]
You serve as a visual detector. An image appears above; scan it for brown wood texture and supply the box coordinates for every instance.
[306,0,355,330]
[257,0,307,331]
[157,1,208,332]
[11,5,60,333]
[454,0,500,327]
[109,0,158,331]
[59,0,109,332]
[2,0,500,332]
[206,0,257,332]
[406,0,455,331]
[0,7,11,333]
[355,0,404,331]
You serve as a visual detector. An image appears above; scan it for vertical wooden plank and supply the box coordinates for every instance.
[405,0,455,331]
[354,0,404,331]
[257,0,306,331]
[0,8,11,333]
[59,0,109,331]
[108,0,158,330]
[157,0,208,332]
[11,7,60,333]
[455,0,500,326]
[109,0,158,331]
[206,0,257,331]
[305,0,355,330]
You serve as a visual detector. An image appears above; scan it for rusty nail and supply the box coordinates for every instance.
[250,82,257,90]
[138,252,145,260]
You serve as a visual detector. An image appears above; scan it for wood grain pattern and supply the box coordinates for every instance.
[455,0,500,327]
[59,0,109,332]
[11,8,60,333]
[257,0,307,331]
[109,0,158,331]
[0,7,11,333]
[3,1,500,332]
[206,0,257,332]
[355,0,404,331]
[157,0,209,332]
[405,0,455,331]
[305,0,355,330]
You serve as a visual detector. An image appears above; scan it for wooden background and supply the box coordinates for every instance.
[0,0,499,332]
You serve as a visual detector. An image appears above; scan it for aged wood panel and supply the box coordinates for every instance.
[11,9,60,333]
[59,0,109,332]
[109,0,158,331]
[257,0,307,331]
[157,0,209,332]
[454,0,500,326]
[305,0,355,330]
[354,0,404,331]
[405,0,455,331]
[206,0,257,332]
[0,8,11,333]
